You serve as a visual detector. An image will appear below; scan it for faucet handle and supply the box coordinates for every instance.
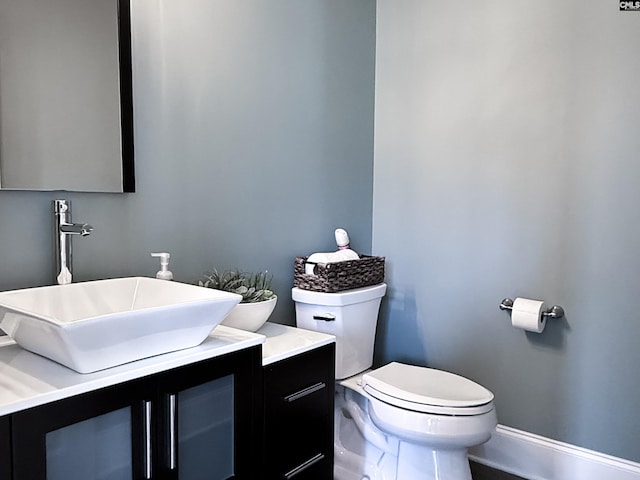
[54,199,70,213]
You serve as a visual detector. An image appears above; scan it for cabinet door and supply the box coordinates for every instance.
[264,344,335,480]
[12,378,150,480]
[0,415,11,479]
[157,346,261,480]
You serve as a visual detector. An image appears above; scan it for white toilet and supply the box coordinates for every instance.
[292,283,497,480]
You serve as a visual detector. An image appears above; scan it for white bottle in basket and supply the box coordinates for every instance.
[304,228,359,275]
[335,228,352,250]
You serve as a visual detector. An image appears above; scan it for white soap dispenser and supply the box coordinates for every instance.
[151,252,173,280]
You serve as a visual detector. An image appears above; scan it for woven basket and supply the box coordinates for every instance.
[293,255,385,293]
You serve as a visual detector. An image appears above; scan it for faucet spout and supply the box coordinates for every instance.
[53,200,92,285]
[59,223,94,237]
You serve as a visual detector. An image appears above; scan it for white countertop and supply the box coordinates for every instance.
[0,325,264,416]
[0,322,334,416]
[257,322,335,366]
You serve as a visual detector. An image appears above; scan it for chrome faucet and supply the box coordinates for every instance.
[53,199,93,285]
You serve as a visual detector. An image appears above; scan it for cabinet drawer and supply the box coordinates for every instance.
[266,391,330,470]
[264,344,334,396]
[263,344,335,480]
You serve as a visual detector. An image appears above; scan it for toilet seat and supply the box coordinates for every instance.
[362,362,494,416]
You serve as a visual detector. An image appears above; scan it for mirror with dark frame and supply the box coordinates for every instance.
[0,0,134,192]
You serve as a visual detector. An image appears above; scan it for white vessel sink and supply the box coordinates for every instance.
[0,277,242,373]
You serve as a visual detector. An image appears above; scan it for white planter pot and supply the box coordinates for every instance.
[220,296,277,332]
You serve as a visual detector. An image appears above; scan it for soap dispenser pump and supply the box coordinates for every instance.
[151,252,173,280]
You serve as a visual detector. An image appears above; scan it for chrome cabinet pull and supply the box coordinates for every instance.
[168,394,177,470]
[143,401,152,479]
[284,382,326,403]
[284,453,325,479]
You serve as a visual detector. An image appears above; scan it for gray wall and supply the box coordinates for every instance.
[0,0,377,326]
[373,0,640,462]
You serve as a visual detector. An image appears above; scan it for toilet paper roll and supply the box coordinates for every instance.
[305,253,330,275]
[511,297,546,333]
[304,250,360,275]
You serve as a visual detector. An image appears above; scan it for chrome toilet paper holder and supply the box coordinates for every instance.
[499,298,565,319]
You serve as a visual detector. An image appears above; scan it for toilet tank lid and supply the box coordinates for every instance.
[362,362,494,411]
[291,283,387,306]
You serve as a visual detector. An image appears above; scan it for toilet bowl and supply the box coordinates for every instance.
[293,283,497,480]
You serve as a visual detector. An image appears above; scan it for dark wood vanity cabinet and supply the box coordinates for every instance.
[0,415,11,479]
[8,346,261,480]
[263,344,335,480]
[0,338,337,479]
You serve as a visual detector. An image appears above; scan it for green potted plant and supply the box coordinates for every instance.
[199,269,277,332]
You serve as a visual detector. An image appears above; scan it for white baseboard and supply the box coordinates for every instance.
[468,424,640,480]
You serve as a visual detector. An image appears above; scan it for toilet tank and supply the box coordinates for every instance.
[292,283,387,380]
